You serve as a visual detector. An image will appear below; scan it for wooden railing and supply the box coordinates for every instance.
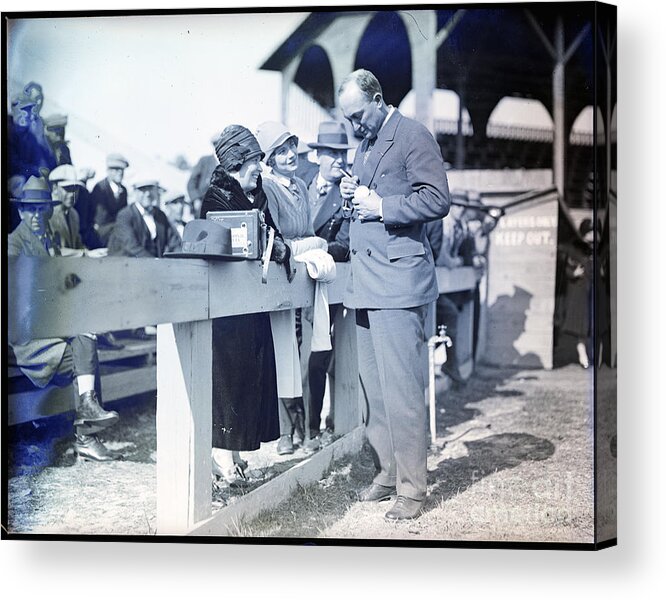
[7,257,479,534]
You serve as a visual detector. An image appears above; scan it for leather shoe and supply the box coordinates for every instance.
[75,434,123,462]
[384,496,424,521]
[358,483,396,502]
[277,435,294,455]
[97,332,125,350]
[74,390,119,434]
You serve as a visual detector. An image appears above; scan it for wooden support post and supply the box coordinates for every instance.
[156,320,212,534]
[333,307,361,435]
[553,17,566,199]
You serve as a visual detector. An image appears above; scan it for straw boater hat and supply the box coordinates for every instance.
[307,122,353,150]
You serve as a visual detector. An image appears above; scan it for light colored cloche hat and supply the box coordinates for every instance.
[255,121,298,162]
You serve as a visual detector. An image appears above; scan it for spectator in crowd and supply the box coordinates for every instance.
[107,180,181,258]
[8,88,56,232]
[295,139,319,186]
[8,176,123,462]
[187,134,218,218]
[198,125,292,484]
[75,167,103,249]
[303,121,353,449]
[433,191,473,385]
[91,153,130,246]
[48,165,85,251]
[42,113,72,166]
[256,121,316,456]
[560,218,596,369]
[162,191,189,239]
[338,69,450,521]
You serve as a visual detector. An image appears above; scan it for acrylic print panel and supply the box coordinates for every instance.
[4,3,616,548]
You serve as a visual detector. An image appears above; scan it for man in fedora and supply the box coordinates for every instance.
[8,176,123,462]
[107,179,181,258]
[302,122,353,452]
[91,153,130,246]
[338,69,450,521]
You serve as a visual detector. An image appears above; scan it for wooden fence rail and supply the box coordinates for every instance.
[7,257,479,534]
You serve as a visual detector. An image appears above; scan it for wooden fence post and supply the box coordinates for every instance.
[156,320,212,534]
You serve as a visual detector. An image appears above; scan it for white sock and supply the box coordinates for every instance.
[77,374,95,396]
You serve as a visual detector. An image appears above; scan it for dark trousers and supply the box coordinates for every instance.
[51,334,101,398]
[307,304,339,435]
[356,306,429,501]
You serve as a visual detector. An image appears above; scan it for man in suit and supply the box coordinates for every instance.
[338,69,450,521]
[302,122,352,452]
[48,164,85,251]
[107,179,181,258]
[8,176,122,462]
[91,153,130,246]
[187,134,218,218]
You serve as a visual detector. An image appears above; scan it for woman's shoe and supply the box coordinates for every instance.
[212,459,247,487]
[576,342,590,369]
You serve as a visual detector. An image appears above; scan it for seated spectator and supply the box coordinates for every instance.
[8,92,56,233]
[48,164,85,252]
[76,167,104,249]
[42,113,72,166]
[162,191,189,239]
[107,180,181,258]
[8,176,123,462]
[91,153,130,246]
[187,135,218,218]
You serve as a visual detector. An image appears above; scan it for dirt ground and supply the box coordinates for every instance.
[5,364,616,543]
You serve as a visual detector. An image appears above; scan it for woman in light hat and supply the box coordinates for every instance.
[200,125,291,485]
[255,122,329,456]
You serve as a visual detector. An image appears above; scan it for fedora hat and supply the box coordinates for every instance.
[10,175,60,205]
[308,122,352,150]
[164,219,241,260]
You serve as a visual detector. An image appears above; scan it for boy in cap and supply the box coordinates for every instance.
[48,164,85,251]
[91,153,130,246]
[107,180,181,258]
[8,176,123,462]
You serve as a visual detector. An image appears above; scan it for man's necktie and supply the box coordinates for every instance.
[363,138,375,165]
[317,182,331,196]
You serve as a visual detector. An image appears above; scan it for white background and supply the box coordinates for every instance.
[3,0,664,597]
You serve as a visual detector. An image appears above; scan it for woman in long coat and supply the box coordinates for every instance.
[199,125,291,484]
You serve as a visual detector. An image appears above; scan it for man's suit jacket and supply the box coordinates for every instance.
[187,155,217,211]
[107,203,181,258]
[307,177,350,262]
[50,204,83,249]
[345,110,450,309]
[8,221,68,388]
[91,178,128,245]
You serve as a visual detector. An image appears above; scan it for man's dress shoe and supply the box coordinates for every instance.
[75,434,123,462]
[384,496,424,521]
[74,390,119,434]
[97,332,125,350]
[277,435,294,455]
[358,483,396,502]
